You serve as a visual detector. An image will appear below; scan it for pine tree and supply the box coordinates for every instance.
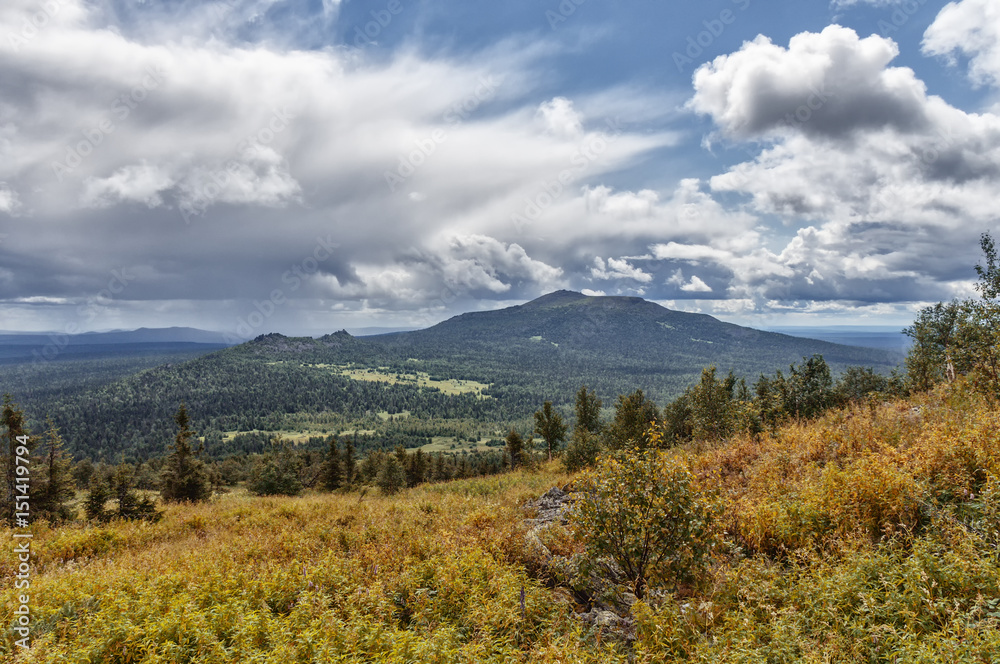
[534,401,568,462]
[36,419,76,523]
[160,404,211,503]
[322,436,342,491]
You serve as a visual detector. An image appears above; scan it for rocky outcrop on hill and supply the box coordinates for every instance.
[522,486,636,641]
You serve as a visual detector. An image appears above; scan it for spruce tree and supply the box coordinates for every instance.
[36,419,76,523]
[376,455,405,495]
[322,436,342,491]
[160,404,211,503]
[407,449,426,487]
[113,464,138,518]
[344,436,356,485]
[506,429,525,469]
[2,394,33,523]
[84,477,111,522]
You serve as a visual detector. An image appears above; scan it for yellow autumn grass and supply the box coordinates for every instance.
[3,379,1000,662]
[1,469,632,663]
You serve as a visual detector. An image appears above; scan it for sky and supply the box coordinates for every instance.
[1,0,998,339]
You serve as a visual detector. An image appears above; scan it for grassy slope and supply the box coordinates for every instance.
[3,384,1000,662]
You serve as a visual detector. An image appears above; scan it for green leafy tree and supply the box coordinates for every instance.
[160,404,212,503]
[249,444,303,496]
[687,366,739,441]
[964,232,1000,394]
[903,234,1000,396]
[605,389,660,450]
[534,401,568,461]
[574,385,602,434]
[904,301,964,392]
[35,419,76,523]
[572,440,715,599]
[834,366,899,404]
[376,455,405,495]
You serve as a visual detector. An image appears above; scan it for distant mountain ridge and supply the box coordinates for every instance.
[0,327,236,346]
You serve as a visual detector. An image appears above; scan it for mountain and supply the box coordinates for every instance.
[365,290,899,370]
[14,292,903,461]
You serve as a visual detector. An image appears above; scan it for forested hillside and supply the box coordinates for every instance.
[6,292,899,461]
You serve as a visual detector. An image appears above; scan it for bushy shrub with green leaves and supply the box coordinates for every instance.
[571,437,715,598]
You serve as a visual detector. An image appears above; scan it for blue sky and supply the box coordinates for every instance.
[0,0,998,338]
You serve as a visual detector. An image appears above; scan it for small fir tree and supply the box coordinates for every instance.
[160,404,212,503]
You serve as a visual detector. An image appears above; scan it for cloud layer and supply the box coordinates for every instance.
[1,0,998,334]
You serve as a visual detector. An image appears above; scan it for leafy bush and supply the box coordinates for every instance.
[571,438,715,598]
[248,445,303,496]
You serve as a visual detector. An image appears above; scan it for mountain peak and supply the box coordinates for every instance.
[521,290,590,308]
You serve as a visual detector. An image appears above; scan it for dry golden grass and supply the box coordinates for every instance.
[3,381,1000,662]
[2,467,627,663]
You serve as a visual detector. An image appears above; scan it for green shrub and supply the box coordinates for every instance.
[571,442,715,598]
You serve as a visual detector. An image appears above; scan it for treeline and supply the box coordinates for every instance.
[0,395,516,525]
